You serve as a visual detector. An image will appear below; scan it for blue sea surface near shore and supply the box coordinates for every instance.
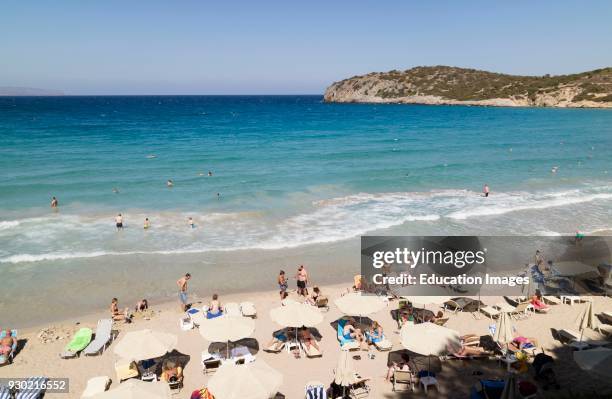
[1,95,612,265]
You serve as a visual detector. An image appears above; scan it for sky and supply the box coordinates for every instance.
[1,1,611,95]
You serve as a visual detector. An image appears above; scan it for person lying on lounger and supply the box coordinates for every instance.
[0,330,16,361]
[160,360,183,383]
[207,294,223,318]
[266,329,290,351]
[386,353,411,381]
[530,295,549,311]
[366,321,384,344]
[508,335,537,352]
[452,344,488,357]
[343,318,367,348]
[300,327,320,351]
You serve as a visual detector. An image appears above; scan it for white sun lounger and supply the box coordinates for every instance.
[600,311,612,324]
[224,302,241,317]
[543,296,562,305]
[15,377,48,399]
[81,376,111,398]
[240,301,257,318]
[301,341,323,358]
[480,306,500,320]
[83,319,114,356]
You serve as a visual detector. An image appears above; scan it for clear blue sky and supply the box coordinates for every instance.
[1,1,611,95]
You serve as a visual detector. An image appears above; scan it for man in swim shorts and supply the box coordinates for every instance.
[177,273,191,311]
[296,265,308,297]
[115,213,123,230]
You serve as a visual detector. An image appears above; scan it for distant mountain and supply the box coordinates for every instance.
[324,66,612,108]
[0,87,64,96]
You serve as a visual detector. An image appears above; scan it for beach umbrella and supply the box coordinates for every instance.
[334,349,356,386]
[401,322,460,373]
[334,293,387,317]
[208,360,283,399]
[400,322,461,356]
[493,311,513,344]
[500,372,518,399]
[269,302,323,328]
[113,329,177,361]
[199,315,255,358]
[577,300,599,342]
[91,379,171,399]
[573,347,612,379]
[400,296,452,308]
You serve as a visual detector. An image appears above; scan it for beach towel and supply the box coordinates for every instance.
[62,328,93,358]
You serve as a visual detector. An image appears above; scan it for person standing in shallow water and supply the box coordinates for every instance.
[50,196,58,209]
[115,213,123,230]
[483,184,490,197]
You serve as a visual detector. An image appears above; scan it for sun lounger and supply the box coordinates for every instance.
[60,327,93,359]
[240,301,257,318]
[224,302,241,317]
[306,381,327,399]
[543,296,561,305]
[348,373,371,399]
[83,319,114,356]
[337,320,360,351]
[433,317,449,326]
[507,302,534,320]
[301,341,323,358]
[557,329,581,343]
[264,340,285,353]
[14,377,48,399]
[600,311,612,324]
[480,306,500,320]
[179,315,194,331]
[373,338,392,351]
[115,359,139,382]
[201,352,222,374]
[392,369,414,392]
[315,296,329,311]
[81,376,111,398]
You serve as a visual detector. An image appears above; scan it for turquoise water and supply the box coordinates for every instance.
[1,95,612,265]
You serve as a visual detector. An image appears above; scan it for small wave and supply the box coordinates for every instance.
[0,221,20,230]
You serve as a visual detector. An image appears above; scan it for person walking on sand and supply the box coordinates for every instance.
[50,196,58,209]
[177,273,191,311]
[115,213,124,230]
[296,265,308,297]
[483,184,490,197]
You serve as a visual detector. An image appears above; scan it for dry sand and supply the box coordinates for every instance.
[1,283,611,399]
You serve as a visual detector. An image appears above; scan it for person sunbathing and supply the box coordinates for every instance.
[530,295,549,311]
[0,331,16,361]
[386,353,411,381]
[110,298,131,323]
[367,321,384,344]
[266,329,289,351]
[452,344,488,357]
[160,360,183,383]
[509,335,536,352]
[207,294,223,318]
[300,327,320,351]
[343,319,367,348]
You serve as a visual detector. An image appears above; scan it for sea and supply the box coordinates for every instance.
[1,95,611,326]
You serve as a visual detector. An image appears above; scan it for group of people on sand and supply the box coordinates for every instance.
[110,297,149,323]
[277,265,310,299]
[342,318,387,350]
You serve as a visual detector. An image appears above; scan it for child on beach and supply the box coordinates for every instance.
[207,294,223,318]
[135,299,148,312]
[110,298,131,322]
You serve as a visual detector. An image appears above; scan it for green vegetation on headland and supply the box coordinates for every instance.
[324,66,612,107]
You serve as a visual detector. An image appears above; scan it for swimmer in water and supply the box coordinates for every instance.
[50,196,58,209]
[116,213,124,230]
[167,179,174,187]
[144,218,150,229]
[112,187,119,194]
[217,192,220,199]
[483,184,490,197]
[188,217,195,228]
[551,166,559,173]
[208,171,213,177]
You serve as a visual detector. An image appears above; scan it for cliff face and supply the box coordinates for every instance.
[324,66,612,108]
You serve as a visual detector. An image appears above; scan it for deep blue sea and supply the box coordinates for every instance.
[1,95,612,265]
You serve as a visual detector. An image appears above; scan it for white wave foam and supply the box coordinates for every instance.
[0,220,20,230]
[1,185,611,264]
